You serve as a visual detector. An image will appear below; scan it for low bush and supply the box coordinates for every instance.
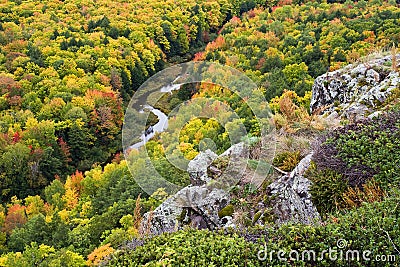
[309,111,400,214]
[306,163,349,214]
[258,190,400,266]
[106,229,261,267]
[273,151,302,172]
[106,191,400,266]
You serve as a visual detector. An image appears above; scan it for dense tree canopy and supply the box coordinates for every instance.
[0,0,251,201]
[198,1,400,99]
[0,0,399,265]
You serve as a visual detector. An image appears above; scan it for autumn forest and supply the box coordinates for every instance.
[0,0,400,265]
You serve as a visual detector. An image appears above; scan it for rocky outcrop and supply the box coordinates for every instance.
[175,186,230,229]
[140,185,230,236]
[219,142,249,159]
[140,149,232,236]
[139,55,400,238]
[141,144,321,235]
[267,153,320,225]
[207,142,251,186]
[140,194,181,236]
[140,143,251,235]
[187,149,218,186]
[311,54,400,120]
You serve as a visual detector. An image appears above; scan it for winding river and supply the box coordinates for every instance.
[129,78,182,149]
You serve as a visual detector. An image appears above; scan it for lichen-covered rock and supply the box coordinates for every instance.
[367,110,382,119]
[207,142,250,187]
[311,54,400,119]
[267,153,320,225]
[140,144,319,236]
[140,196,182,236]
[176,186,230,230]
[141,147,244,236]
[140,185,230,236]
[219,142,249,159]
[187,149,218,186]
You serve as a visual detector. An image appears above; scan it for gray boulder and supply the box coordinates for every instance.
[311,54,400,119]
[267,153,320,225]
[140,185,230,236]
[220,142,249,159]
[140,145,320,236]
[140,195,182,236]
[174,185,230,230]
[187,149,217,186]
[207,142,250,187]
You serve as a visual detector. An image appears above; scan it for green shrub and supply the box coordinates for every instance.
[309,111,400,214]
[106,229,261,267]
[306,163,349,215]
[272,151,302,172]
[258,190,400,266]
[106,192,400,267]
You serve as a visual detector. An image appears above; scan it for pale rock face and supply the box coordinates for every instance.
[367,110,382,119]
[209,142,250,187]
[141,146,321,235]
[267,153,320,225]
[140,195,182,236]
[220,142,249,159]
[140,185,229,236]
[311,54,400,119]
[187,149,218,186]
[140,148,232,236]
